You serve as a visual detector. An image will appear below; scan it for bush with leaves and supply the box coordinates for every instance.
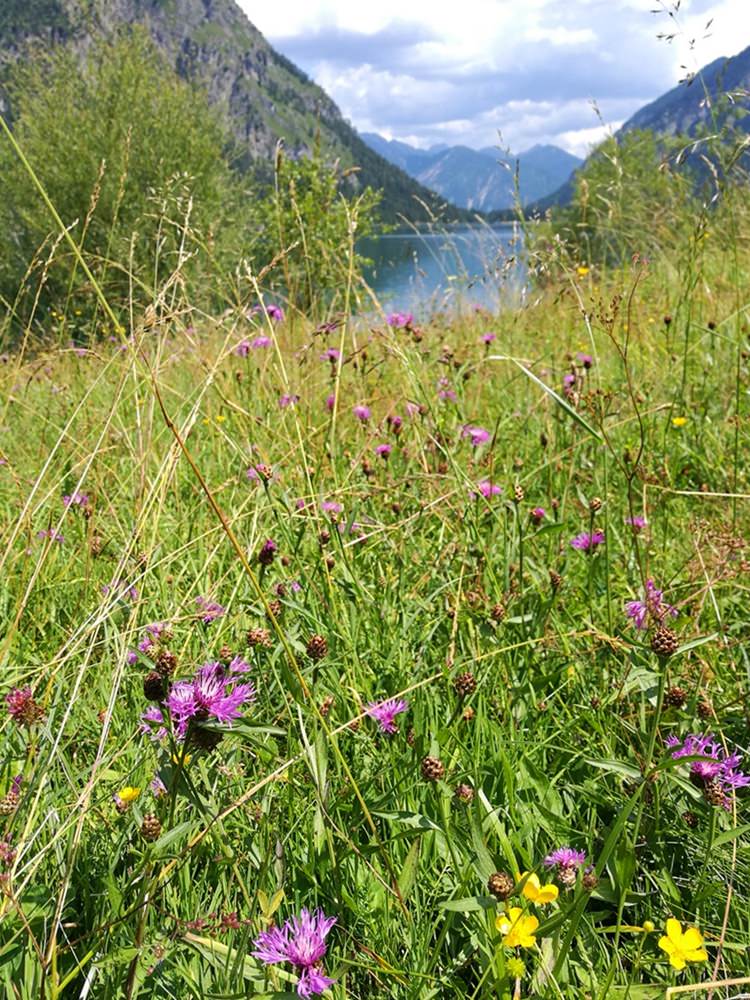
[0,29,249,335]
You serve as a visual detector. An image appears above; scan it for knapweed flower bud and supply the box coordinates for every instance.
[155,648,177,676]
[306,634,328,661]
[664,686,687,709]
[487,871,515,900]
[143,671,166,701]
[454,783,474,803]
[421,756,445,782]
[453,671,477,698]
[651,625,679,658]
[140,813,162,842]
[247,627,272,649]
[582,870,599,892]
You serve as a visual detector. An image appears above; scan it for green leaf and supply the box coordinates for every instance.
[397,837,421,899]
[585,758,642,780]
[486,354,603,441]
[440,895,498,913]
[713,822,750,847]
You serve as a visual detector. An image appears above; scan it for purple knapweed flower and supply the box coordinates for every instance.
[387,414,402,434]
[166,662,255,740]
[576,352,593,369]
[626,515,647,533]
[258,539,278,566]
[247,464,275,484]
[570,530,605,552]
[353,404,371,422]
[320,348,340,363]
[253,908,336,997]
[62,491,89,509]
[544,847,587,870]
[325,393,336,412]
[437,377,457,402]
[365,698,409,734]
[481,332,496,344]
[279,394,300,409]
[625,579,677,631]
[234,340,251,356]
[6,687,44,726]
[374,443,392,458]
[37,528,63,544]
[405,402,421,418]
[251,303,285,323]
[228,655,252,673]
[321,501,343,515]
[195,596,226,624]
[387,311,413,329]
[530,507,546,524]
[136,622,169,659]
[151,775,168,797]
[470,480,502,500]
[140,705,168,742]
[461,425,491,448]
[252,336,272,349]
[667,732,750,808]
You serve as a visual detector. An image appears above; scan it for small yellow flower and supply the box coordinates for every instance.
[672,416,688,428]
[658,918,707,970]
[496,907,539,948]
[520,872,559,905]
[172,752,192,766]
[506,956,525,978]
[576,265,590,277]
[216,414,226,424]
[116,786,140,804]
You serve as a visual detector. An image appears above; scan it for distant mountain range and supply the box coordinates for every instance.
[541,43,750,208]
[0,0,466,224]
[361,133,581,212]
[621,44,750,138]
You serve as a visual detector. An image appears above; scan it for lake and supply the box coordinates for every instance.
[359,223,525,316]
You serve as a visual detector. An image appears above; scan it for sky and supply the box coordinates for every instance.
[238,0,750,157]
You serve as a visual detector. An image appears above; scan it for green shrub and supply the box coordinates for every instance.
[0,29,247,333]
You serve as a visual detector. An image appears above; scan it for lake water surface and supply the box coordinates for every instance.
[359,223,524,315]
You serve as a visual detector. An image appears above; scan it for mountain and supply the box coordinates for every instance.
[539,44,750,210]
[360,134,581,211]
[0,0,465,224]
[620,45,750,138]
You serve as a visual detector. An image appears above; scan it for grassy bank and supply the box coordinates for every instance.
[1,242,749,998]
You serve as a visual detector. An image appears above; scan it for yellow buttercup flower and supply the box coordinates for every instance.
[116,786,140,804]
[496,907,539,948]
[520,872,559,905]
[216,414,227,424]
[658,919,707,970]
[672,416,688,428]
[576,265,590,277]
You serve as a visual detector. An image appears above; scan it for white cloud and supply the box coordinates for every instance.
[238,0,750,150]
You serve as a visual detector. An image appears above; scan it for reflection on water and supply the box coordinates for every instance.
[359,223,524,315]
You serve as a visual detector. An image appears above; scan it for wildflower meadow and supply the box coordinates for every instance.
[2,22,750,998]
